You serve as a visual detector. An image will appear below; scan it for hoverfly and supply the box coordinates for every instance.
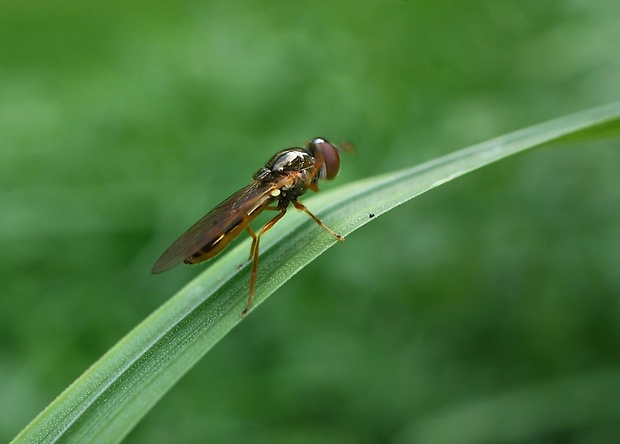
[152,137,345,316]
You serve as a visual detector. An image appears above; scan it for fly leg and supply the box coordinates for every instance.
[245,205,281,262]
[292,200,345,242]
[246,226,257,262]
[241,207,287,316]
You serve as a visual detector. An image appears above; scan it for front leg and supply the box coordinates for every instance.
[292,200,344,242]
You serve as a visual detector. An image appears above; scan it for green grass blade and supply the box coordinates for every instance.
[12,102,620,443]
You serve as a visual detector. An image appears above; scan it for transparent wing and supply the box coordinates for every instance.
[152,180,280,273]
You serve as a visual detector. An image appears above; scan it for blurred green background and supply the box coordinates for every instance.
[2,1,620,442]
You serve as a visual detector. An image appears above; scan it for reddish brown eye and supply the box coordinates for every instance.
[310,138,340,180]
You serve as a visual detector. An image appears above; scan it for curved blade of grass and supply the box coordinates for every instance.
[13,102,620,443]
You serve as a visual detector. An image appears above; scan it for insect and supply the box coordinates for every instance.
[152,137,345,316]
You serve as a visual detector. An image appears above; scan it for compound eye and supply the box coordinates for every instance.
[311,138,340,180]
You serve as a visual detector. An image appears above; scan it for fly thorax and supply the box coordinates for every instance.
[253,167,272,181]
[269,149,314,174]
